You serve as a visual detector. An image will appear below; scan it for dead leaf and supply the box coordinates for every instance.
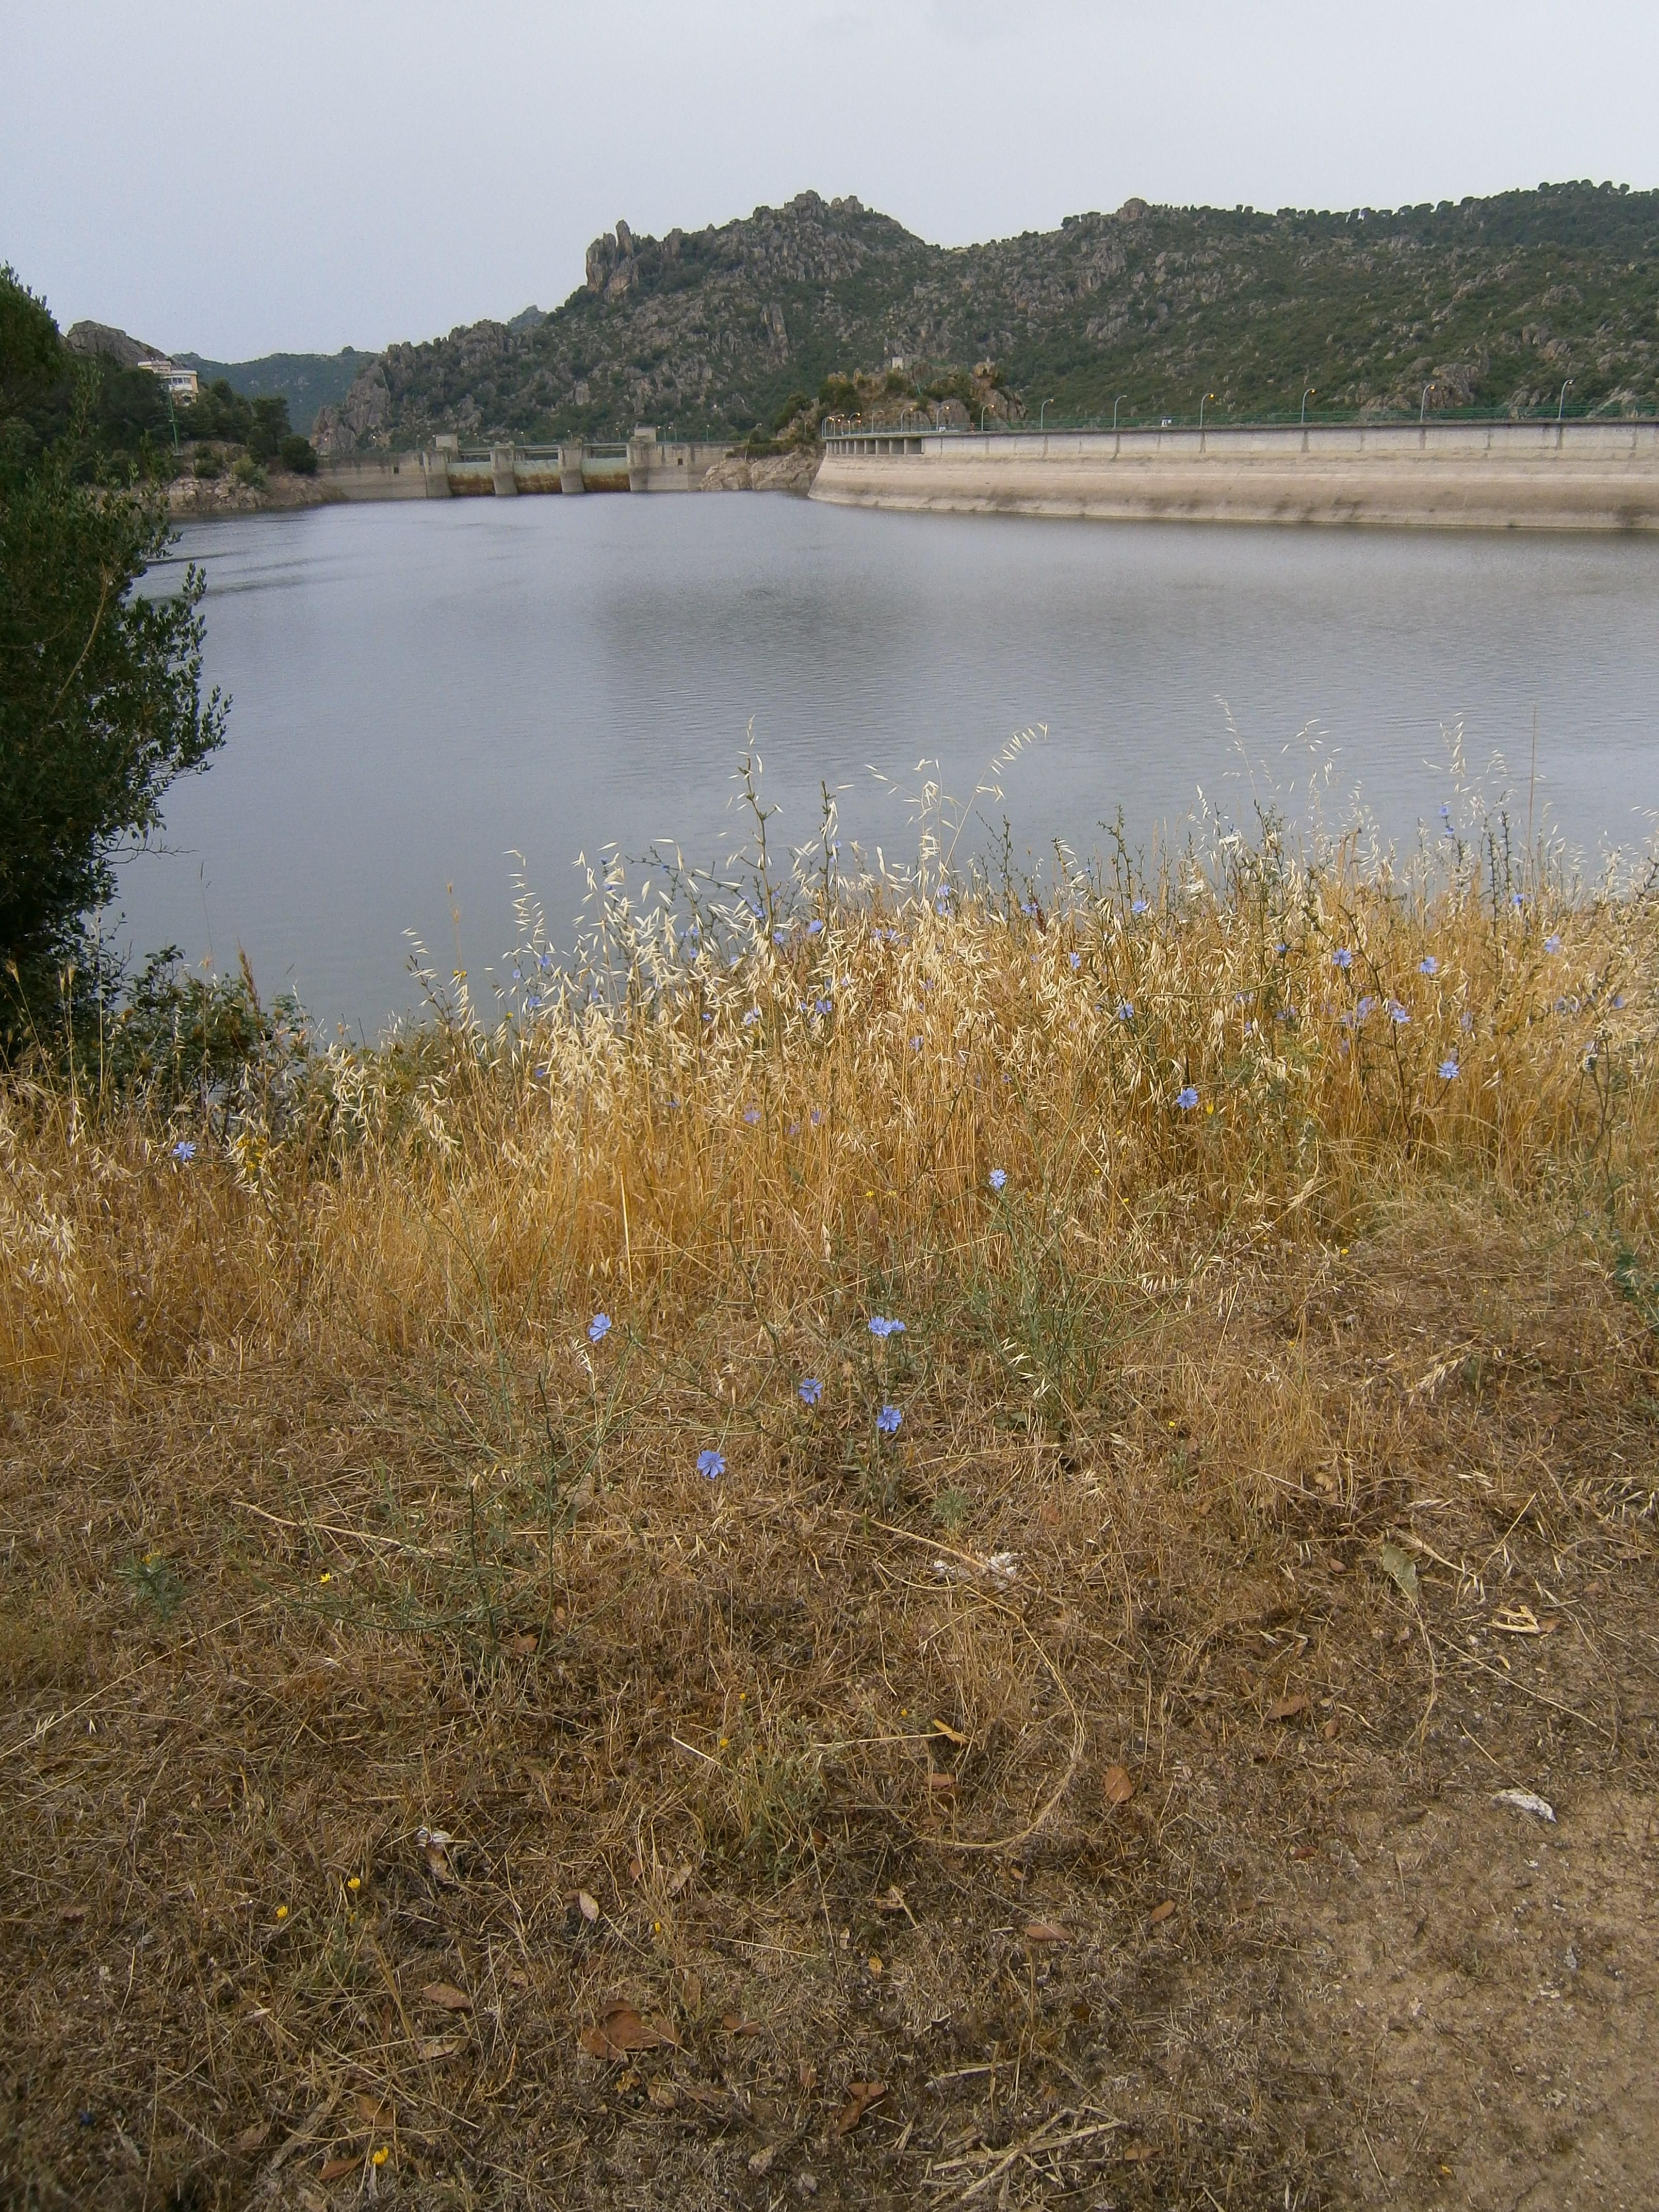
[579,1999,677,2060]
[230,2121,271,2154]
[876,1885,907,1915]
[1290,1843,1321,1862]
[1123,2141,1154,2163]
[628,1855,644,1883]
[664,1862,694,1896]
[414,2035,462,2061]
[1266,1694,1312,1723]
[798,2062,819,2094]
[1321,1716,1341,1741]
[352,2094,392,2129]
[931,1718,968,1746]
[834,2081,887,2134]
[926,1770,957,1795]
[720,2012,763,2036]
[503,1629,539,1656]
[1102,1764,1135,1806]
[1492,1607,1556,1637]
[1377,1542,1419,1601]
[646,2079,677,2110]
[318,2155,359,2183]
[577,1890,600,1923]
[748,2145,777,2176]
[58,1904,88,1924]
[1024,1921,1069,1944]
[1148,1899,1177,1926]
[419,1981,471,2013]
[678,2080,728,2111]
[416,1827,458,1885]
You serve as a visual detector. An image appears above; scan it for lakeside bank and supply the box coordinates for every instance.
[813,418,1659,533]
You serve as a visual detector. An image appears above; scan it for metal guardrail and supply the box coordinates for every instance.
[824,407,1659,436]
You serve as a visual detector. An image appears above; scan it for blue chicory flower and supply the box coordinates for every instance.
[1388,1001,1410,1024]
[1420,955,1439,976]
[876,1405,902,1436]
[807,919,824,936]
[1131,897,1149,916]
[1116,1001,1134,1021]
[1544,934,1562,955]
[1176,1085,1200,1111]
[697,1449,725,1479]
[868,1316,906,1339]
[170,1140,197,1163]
[1438,1059,1460,1080]
[1332,948,1354,969]
[799,1377,822,1407]
[743,1106,760,1125]
[588,1313,612,1343]
[1069,950,1082,970]
[987,1167,1006,1192]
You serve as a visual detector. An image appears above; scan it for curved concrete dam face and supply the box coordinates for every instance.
[812,422,1659,533]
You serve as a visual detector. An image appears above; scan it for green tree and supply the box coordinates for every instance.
[0,266,227,1049]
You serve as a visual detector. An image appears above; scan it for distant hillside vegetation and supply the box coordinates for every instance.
[181,348,372,436]
[311,182,1659,453]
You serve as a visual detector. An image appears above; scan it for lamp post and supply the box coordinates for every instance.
[1557,378,1573,422]
[1300,386,1315,426]
[1113,394,1128,431]
[1198,391,1215,435]
[1420,383,1434,423]
[1039,398,1055,431]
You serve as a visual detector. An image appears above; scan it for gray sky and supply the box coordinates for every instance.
[7,0,1656,361]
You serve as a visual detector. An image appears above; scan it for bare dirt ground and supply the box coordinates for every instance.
[3,1209,1655,2211]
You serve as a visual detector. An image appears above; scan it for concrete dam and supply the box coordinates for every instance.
[320,429,735,500]
[811,419,1659,533]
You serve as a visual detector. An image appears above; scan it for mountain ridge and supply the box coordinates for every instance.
[311,182,1659,453]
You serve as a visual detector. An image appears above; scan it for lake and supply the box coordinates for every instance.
[124,494,1659,1033]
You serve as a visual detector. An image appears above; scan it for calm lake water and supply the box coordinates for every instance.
[124,495,1659,1033]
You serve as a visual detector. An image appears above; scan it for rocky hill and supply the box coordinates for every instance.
[312,182,1659,452]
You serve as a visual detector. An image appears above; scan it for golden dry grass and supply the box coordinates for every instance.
[2,810,1657,2208]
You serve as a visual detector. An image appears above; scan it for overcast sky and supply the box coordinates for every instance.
[6,0,1656,361]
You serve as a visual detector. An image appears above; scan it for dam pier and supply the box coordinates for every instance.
[812,418,1659,533]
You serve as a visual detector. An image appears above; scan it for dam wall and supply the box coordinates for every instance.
[811,420,1659,533]
[321,433,738,502]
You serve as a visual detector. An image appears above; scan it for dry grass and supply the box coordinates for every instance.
[3,802,1657,2208]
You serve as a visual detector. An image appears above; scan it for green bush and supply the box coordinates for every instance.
[771,389,810,432]
[817,373,858,414]
[230,454,268,490]
[192,446,224,479]
[1,265,226,1048]
[279,433,318,475]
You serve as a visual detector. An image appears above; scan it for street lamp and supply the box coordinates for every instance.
[1420,383,1434,423]
[1300,386,1315,426]
[1039,398,1056,430]
[1198,391,1215,432]
[1113,394,1128,430]
[1557,378,1573,422]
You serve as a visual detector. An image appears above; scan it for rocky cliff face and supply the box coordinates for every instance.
[64,321,169,368]
[311,182,1659,450]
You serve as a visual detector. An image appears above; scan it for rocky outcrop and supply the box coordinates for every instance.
[700,447,821,495]
[166,470,337,519]
[64,320,168,367]
[311,361,393,457]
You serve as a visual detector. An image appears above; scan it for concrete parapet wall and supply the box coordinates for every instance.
[812,422,1659,533]
[320,451,455,500]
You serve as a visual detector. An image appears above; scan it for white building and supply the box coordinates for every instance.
[140,359,200,403]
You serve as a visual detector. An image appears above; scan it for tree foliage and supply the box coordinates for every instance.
[0,266,226,1047]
